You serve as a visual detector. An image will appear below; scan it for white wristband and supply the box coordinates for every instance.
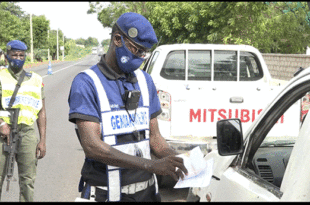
[0,121,6,127]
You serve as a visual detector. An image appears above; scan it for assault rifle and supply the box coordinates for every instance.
[3,108,20,192]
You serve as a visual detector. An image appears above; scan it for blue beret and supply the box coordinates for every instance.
[7,40,27,51]
[116,12,158,49]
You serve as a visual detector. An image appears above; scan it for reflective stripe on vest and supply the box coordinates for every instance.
[0,69,42,125]
[82,68,151,201]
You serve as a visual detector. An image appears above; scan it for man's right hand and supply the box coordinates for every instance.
[150,155,188,181]
[0,122,11,145]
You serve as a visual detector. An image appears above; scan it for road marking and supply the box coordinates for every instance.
[42,56,96,78]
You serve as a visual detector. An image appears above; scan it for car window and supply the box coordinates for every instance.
[188,50,211,81]
[214,50,237,81]
[240,52,264,81]
[160,50,185,80]
[240,83,309,191]
[146,51,160,75]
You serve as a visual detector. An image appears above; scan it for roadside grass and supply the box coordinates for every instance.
[23,55,90,69]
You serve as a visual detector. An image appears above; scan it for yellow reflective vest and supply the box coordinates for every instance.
[0,69,42,125]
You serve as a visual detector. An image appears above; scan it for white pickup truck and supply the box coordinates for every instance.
[143,44,294,155]
[187,66,310,202]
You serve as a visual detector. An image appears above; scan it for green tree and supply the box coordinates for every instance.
[32,15,49,49]
[85,37,99,47]
[88,2,149,28]
[0,2,25,18]
[0,9,23,51]
[75,38,86,46]
[75,37,99,48]
[101,39,110,47]
[48,29,64,60]
[90,1,310,54]
[19,14,50,50]
[0,2,51,54]
[65,39,91,61]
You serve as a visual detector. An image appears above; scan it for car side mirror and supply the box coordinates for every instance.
[217,119,243,156]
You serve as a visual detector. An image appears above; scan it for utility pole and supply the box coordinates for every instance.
[57,28,59,61]
[48,29,50,61]
[62,35,64,61]
[30,13,34,63]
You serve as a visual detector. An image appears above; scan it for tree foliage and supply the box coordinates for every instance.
[89,1,310,54]
[85,37,99,47]
[101,39,110,47]
[0,8,23,50]
[48,29,64,60]
[0,2,50,53]
[0,1,25,18]
[75,37,98,47]
[0,2,98,61]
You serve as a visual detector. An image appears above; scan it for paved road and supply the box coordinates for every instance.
[0,54,189,202]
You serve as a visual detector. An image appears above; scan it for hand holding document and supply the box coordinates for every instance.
[174,146,214,189]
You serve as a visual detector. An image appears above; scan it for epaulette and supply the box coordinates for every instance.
[25,72,32,77]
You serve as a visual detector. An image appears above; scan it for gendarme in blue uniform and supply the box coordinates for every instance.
[68,54,162,201]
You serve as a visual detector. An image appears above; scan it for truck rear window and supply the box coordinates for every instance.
[159,49,263,81]
[160,50,185,80]
[240,51,263,81]
[188,50,211,81]
[214,51,237,81]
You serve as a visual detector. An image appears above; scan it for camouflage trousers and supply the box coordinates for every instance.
[0,124,38,202]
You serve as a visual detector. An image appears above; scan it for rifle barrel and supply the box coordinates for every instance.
[6,180,10,192]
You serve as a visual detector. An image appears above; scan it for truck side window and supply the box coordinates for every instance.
[160,50,185,80]
[146,51,159,75]
[188,50,211,81]
[214,51,237,81]
[240,52,263,81]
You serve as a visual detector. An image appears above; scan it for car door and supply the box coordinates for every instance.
[207,73,310,202]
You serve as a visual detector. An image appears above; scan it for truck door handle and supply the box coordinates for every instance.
[230,97,244,103]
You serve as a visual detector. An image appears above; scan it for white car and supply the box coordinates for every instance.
[188,66,310,202]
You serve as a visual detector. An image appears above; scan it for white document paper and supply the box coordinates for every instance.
[174,146,214,189]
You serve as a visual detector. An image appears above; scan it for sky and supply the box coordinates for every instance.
[18,2,112,44]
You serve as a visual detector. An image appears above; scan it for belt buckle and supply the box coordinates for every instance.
[128,183,136,195]
[135,181,146,192]
[122,176,154,195]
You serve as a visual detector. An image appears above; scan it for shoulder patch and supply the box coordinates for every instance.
[25,72,32,77]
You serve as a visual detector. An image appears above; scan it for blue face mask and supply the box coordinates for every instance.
[115,36,144,74]
[6,55,25,72]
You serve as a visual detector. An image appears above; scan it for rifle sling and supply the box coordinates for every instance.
[8,70,26,109]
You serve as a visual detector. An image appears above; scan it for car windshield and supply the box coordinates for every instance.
[260,138,296,147]
[257,92,307,149]
[260,128,298,147]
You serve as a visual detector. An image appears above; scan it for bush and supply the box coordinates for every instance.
[34,49,48,62]
[63,39,92,61]
[25,55,31,64]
